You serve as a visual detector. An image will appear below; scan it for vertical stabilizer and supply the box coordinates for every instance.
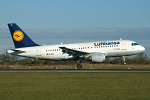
[8,23,39,48]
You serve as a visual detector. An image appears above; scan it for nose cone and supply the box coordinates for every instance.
[139,46,145,52]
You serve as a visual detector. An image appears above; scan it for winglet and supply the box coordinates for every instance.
[8,23,39,48]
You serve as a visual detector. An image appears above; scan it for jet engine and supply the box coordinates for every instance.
[91,53,105,62]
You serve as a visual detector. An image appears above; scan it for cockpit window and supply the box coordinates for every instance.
[131,43,139,46]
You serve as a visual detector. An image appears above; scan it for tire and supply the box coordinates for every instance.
[77,63,82,69]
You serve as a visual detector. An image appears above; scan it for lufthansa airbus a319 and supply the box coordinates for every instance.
[7,23,145,69]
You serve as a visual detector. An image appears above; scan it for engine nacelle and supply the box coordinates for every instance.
[91,53,105,62]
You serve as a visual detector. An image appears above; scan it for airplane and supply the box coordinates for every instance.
[7,23,145,69]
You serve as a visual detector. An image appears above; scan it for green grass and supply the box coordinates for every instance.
[0,72,150,100]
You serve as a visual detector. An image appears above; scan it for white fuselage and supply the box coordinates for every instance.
[8,40,145,60]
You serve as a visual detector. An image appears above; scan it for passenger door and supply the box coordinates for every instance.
[36,48,41,56]
[122,42,127,50]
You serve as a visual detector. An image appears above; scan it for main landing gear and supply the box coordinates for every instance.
[77,63,82,69]
[77,60,82,69]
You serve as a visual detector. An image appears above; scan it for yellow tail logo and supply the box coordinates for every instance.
[13,30,24,41]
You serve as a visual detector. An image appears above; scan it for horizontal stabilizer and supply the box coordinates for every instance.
[7,49,25,54]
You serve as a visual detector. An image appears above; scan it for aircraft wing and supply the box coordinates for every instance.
[59,47,90,57]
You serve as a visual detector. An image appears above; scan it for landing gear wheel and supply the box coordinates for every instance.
[77,63,82,69]
[122,56,126,65]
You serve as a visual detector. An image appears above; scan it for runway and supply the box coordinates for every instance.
[0,69,150,72]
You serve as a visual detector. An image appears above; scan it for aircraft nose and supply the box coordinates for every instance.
[139,46,145,52]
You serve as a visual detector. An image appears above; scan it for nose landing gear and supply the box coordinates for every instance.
[122,56,126,65]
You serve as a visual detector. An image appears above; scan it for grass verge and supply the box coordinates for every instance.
[0,72,150,100]
[0,64,150,69]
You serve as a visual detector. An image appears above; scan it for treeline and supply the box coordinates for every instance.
[0,52,149,65]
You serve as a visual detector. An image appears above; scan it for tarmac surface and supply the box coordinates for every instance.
[0,69,150,72]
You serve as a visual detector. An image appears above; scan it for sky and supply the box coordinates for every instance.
[1,0,150,28]
[0,0,150,55]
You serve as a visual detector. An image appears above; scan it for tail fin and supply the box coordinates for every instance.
[8,23,39,48]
